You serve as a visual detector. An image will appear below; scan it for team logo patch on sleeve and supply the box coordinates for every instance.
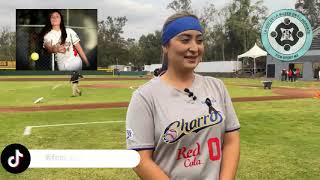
[126,129,134,140]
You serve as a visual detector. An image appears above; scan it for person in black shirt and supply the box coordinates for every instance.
[281,69,286,81]
[70,71,83,97]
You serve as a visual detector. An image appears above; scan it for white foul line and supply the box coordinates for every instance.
[52,84,63,90]
[23,121,125,136]
[129,86,140,90]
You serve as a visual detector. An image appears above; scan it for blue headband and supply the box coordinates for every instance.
[162,16,203,45]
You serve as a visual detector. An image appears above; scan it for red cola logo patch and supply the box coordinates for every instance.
[176,138,221,168]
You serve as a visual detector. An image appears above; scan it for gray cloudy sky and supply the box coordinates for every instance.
[0,0,296,39]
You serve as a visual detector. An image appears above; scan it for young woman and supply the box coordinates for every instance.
[126,12,240,180]
[40,10,90,71]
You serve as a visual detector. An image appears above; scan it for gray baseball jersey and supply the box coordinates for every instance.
[126,74,240,180]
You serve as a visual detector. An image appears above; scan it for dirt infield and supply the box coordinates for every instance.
[80,84,132,88]
[232,86,317,102]
[0,85,318,112]
[0,102,129,113]
[273,87,317,98]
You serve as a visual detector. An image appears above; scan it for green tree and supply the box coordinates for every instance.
[164,0,268,62]
[98,16,128,67]
[138,31,162,65]
[127,40,143,69]
[199,2,222,61]
[0,27,16,60]
[225,0,267,60]
[295,0,320,29]
[167,0,193,13]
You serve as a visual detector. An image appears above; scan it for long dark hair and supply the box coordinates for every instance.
[39,10,67,44]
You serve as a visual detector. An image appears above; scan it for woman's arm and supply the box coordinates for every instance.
[44,42,66,54]
[134,150,169,180]
[220,131,240,180]
[74,42,90,67]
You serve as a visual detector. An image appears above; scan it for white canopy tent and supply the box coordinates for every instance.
[237,43,267,74]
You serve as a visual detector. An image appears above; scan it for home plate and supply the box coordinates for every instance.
[34,97,44,104]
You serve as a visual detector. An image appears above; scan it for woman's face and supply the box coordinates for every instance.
[50,12,61,26]
[164,30,204,72]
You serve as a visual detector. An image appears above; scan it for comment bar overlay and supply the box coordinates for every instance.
[28,150,140,168]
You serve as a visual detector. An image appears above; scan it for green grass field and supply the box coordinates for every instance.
[0,80,146,106]
[0,76,319,179]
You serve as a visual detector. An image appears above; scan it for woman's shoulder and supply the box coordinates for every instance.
[133,77,161,96]
[195,73,225,87]
[66,28,77,34]
[43,29,55,39]
[195,74,228,99]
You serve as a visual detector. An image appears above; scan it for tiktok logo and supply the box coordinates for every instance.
[8,149,24,168]
[1,144,31,174]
